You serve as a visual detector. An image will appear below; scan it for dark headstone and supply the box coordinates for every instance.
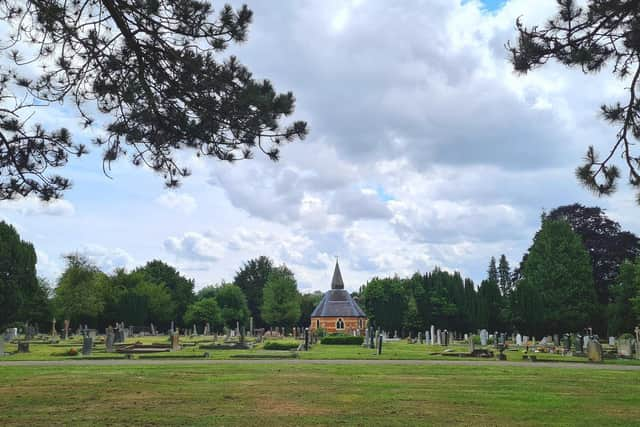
[82,337,93,356]
[304,328,310,351]
[376,334,383,355]
[17,342,29,353]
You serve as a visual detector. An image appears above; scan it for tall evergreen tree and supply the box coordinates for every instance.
[487,257,498,285]
[498,255,512,297]
[0,221,39,328]
[517,219,598,335]
[608,260,640,335]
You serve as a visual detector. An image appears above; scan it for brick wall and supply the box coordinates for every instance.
[310,316,367,335]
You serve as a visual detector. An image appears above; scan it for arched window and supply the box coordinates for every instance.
[336,318,345,330]
[316,319,320,329]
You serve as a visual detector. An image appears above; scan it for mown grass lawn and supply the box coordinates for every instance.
[0,363,639,426]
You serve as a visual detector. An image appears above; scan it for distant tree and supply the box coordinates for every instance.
[477,278,502,332]
[0,1,307,200]
[487,257,498,284]
[0,221,39,328]
[498,255,512,297]
[233,256,273,328]
[508,0,640,201]
[184,297,223,331]
[19,277,54,327]
[196,285,220,301]
[215,283,250,329]
[54,254,107,326]
[361,277,407,334]
[135,260,194,325]
[608,259,640,335]
[261,266,301,329]
[546,204,640,307]
[517,219,598,335]
[299,291,323,328]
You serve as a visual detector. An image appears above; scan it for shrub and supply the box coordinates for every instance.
[618,333,634,340]
[263,340,299,350]
[320,335,364,345]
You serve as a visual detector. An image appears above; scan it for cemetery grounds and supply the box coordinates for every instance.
[1,337,640,426]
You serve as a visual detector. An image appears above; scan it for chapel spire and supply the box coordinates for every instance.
[331,259,344,290]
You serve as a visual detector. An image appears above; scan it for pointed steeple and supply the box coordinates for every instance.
[331,259,344,290]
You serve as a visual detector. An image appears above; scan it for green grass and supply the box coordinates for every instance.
[3,337,640,365]
[0,363,639,426]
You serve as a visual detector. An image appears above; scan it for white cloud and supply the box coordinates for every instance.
[164,231,225,262]
[80,244,136,273]
[155,192,197,214]
[0,196,75,216]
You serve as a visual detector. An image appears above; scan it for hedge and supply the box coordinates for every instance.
[320,335,364,345]
[263,341,300,350]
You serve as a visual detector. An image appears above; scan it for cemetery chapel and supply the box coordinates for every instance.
[310,260,367,335]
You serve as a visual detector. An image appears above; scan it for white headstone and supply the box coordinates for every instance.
[430,325,435,345]
[583,336,590,351]
[608,336,616,346]
[523,335,529,346]
[436,329,441,345]
[480,329,488,346]
[516,334,522,346]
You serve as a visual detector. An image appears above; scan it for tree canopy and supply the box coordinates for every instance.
[261,266,301,329]
[516,219,598,335]
[0,1,307,200]
[508,0,640,202]
[0,221,39,328]
[233,256,273,329]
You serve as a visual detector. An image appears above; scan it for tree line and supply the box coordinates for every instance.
[359,204,640,337]
[0,224,321,333]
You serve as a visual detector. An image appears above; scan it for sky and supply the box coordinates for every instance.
[2,0,639,293]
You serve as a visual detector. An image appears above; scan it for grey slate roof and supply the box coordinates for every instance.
[311,261,366,318]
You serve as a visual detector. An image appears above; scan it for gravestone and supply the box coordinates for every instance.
[0,339,4,356]
[170,320,175,334]
[617,339,633,357]
[468,335,475,353]
[430,325,435,345]
[17,342,29,353]
[553,334,560,346]
[587,339,603,363]
[249,317,254,336]
[51,318,57,337]
[377,334,383,355]
[369,327,375,349]
[480,329,488,346]
[583,336,591,352]
[574,334,583,354]
[635,327,640,360]
[425,331,430,345]
[522,335,529,346]
[150,323,156,336]
[516,334,522,346]
[64,319,70,340]
[418,331,422,344]
[82,336,93,356]
[464,333,468,342]
[204,323,210,336]
[192,324,198,336]
[171,332,180,351]
[608,336,616,346]
[436,329,441,345]
[563,334,571,352]
[304,328,310,351]
[443,330,449,346]
[105,327,115,352]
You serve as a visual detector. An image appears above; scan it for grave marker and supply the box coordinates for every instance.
[480,329,488,346]
[82,336,93,356]
[587,339,603,363]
